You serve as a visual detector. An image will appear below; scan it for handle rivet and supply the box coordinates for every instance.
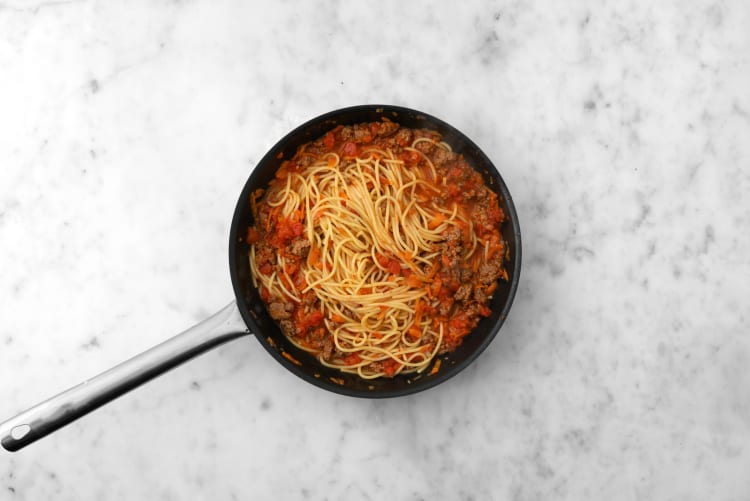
[10,424,30,440]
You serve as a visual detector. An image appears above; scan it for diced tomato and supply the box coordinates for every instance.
[488,206,505,223]
[259,287,269,301]
[341,142,358,157]
[449,313,470,332]
[246,227,261,244]
[284,262,298,276]
[375,254,389,268]
[259,263,273,275]
[275,166,288,180]
[323,131,335,150]
[383,358,400,377]
[293,273,307,290]
[399,150,420,165]
[275,218,305,244]
[343,353,361,366]
[448,166,463,179]
[387,260,400,275]
[306,310,324,328]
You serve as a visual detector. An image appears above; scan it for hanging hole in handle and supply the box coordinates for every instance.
[11,424,31,440]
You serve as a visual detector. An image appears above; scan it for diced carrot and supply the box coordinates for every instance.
[413,299,424,327]
[428,214,445,230]
[427,262,440,279]
[281,351,302,366]
[487,244,505,260]
[405,274,423,289]
[377,305,388,319]
[407,325,421,340]
[430,278,442,297]
[429,359,442,375]
[308,245,320,266]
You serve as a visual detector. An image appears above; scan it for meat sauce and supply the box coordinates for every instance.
[247,122,508,376]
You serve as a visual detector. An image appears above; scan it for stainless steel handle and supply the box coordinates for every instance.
[0,301,249,452]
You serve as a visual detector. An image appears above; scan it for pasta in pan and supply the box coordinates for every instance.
[247,122,508,378]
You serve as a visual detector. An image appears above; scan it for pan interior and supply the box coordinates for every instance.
[229,105,521,398]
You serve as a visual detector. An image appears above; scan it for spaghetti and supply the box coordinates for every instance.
[247,122,508,379]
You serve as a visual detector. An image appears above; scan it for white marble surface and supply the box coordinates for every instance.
[1,0,749,499]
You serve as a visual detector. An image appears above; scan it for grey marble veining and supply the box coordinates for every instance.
[1,0,749,499]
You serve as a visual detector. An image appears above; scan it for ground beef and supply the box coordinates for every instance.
[443,227,463,257]
[372,121,399,137]
[297,154,315,167]
[478,255,504,285]
[438,297,454,316]
[414,139,434,154]
[431,147,456,166]
[301,291,317,306]
[289,237,311,257]
[255,244,275,267]
[279,319,295,336]
[338,127,354,142]
[353,123,371,142]
[454,283,473,302]
[320,337,333,360]
[393,127,412,145]
[268,301,293,320]
[461,187,478,200]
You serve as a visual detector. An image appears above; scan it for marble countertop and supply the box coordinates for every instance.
[1,1,749,499]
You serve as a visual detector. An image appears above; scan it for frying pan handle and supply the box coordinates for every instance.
[0,301,249,452]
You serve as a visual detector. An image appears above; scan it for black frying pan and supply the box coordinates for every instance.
[0,105,521,452]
